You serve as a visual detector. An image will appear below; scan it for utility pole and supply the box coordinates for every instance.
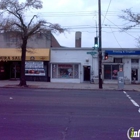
[98,0,102,89]
[95,21,98,37]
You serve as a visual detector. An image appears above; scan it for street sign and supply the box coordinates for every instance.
[87,52,97,55]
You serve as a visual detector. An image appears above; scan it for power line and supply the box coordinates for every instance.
[29,10,139,14]
[102,0,112,24]
[63,25,140,30]
[24,10,139,18]
[109,25,123,48]
[101,14,138,39]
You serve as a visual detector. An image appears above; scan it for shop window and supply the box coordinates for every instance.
[131,59,139,63]
[74,64,79,78]
[114,58,122,63]
[104,65,111,79]
[0,66,4,73]
[112,65,119,79]
[104,65,120,80]
[25,61,45,76]
[58,64,73,78]
[52,64,79,79]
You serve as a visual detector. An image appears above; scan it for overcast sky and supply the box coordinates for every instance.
[28,0,140,48]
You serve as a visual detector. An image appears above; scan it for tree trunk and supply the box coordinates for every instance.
[19,38,27,86]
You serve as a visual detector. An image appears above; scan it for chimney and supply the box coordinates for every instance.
[75,31,82,48]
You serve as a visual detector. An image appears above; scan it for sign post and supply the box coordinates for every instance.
[118,71,124,90]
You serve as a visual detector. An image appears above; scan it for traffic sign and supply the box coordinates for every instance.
[87,52,97,55]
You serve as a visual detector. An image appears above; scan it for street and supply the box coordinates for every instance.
[0,88,140,140]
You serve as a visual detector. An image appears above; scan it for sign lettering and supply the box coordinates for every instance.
[0,56,21,61]
[105,50,140,55]
[0,56,49,61]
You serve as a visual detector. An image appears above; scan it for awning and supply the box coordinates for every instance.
[0,48,50,61]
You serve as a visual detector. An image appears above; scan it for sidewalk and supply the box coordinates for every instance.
[0,80,140,91]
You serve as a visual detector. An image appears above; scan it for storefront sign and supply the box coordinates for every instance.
[0,56,21,61]
[105,50,140,55]
[0,56,48,61]
[25,61,44,69]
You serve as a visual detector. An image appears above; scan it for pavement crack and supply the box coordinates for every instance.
[62,113,72,140]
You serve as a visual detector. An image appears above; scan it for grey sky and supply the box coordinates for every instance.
[28,0,140,48]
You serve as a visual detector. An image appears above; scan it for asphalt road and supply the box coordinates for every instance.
[0,88,140,140]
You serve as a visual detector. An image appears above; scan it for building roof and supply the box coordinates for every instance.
[51,34,61,48]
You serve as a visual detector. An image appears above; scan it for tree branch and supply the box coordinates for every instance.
[27,15,37,29]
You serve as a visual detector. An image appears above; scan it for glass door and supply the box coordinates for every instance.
[10,62,20,79]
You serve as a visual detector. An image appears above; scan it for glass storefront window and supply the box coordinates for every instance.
[112,65,119,79]
[52,64,79,79]
[104,65,111,79]
[58,64,73,78]
[25,61,45,76]
[74,64,79,78]
[104,65,120,80]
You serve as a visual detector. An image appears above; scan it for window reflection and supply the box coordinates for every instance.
[104,65,120,80]
[52,64,79,79]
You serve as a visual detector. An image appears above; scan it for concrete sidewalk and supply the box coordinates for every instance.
[0,80,140,91]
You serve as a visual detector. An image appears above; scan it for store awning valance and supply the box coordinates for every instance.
[0,48,50,61]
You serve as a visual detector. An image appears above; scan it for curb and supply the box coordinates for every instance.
[0,85,139,92]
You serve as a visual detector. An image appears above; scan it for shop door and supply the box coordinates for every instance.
[131,69,138,82]
[83,66,90,81]
[10,62,21,79]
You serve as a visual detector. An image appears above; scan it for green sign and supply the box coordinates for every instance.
[87,52,97,55]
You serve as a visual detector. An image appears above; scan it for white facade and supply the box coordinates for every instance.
[103,48,140,84]
[50,47,140,84]
[50,48,98,83]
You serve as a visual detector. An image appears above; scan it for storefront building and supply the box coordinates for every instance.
[103,48,140,84]
[51,48,140,84]
[50,48,98,83]
[0,32,62,81]
[0,48,50,81]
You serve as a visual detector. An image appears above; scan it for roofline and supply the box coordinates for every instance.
[51,47,140,50]
[102,47,140,50]
[51,47,94,50]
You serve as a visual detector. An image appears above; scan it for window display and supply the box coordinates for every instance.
[52,64,79,79]
[58,64,73,78]
[25,61,45,76]
[25,69,45,76]
[104,64,120,80]
[0,66,4,73]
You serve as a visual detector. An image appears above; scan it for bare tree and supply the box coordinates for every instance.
[119,9,140,46]
[119,9,140,31]
[0,0,66,86]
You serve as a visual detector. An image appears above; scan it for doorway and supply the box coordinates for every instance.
[131,69,138,82]
[10,62,21,79]
[83,66,90,81]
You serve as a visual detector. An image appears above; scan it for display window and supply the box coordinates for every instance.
[25,69,45,76]
[0,66,4,73]
[52,64,79,79]
[25,61,45,76]
[104,64,120,80]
